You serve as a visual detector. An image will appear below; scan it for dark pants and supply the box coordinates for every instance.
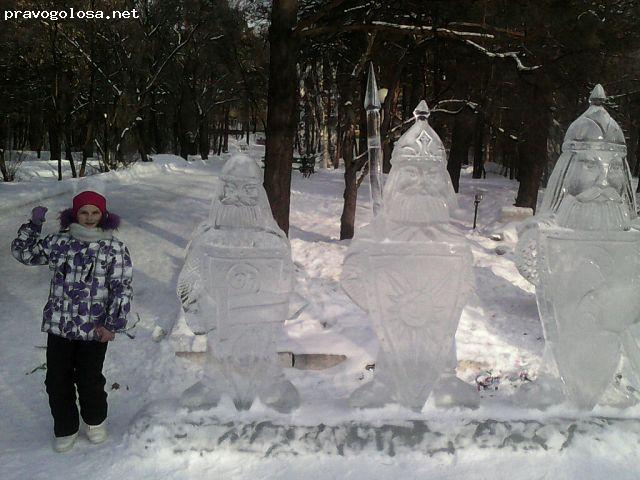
[45,333,108,437]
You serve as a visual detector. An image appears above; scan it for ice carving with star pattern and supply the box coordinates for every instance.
[341,100,477,411]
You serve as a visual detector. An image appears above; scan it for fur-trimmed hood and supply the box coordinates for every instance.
[59,208,121,231]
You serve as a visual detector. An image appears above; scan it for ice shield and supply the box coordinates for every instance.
[207,251,289,362]
[535,228,640,408]
[362,242,470,408]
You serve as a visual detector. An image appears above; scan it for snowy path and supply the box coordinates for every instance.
[1,158,639,480]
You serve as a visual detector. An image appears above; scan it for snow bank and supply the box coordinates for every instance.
[0,154,210,213]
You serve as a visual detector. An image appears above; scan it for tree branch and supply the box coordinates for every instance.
[293,0,353,36]
[142,23,201,98]
[48,21,123,96]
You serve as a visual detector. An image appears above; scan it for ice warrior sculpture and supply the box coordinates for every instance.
[341,100,476,411]
[176,153,300,412]
[516,85,640,409]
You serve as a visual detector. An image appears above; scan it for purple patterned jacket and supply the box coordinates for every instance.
[11,210,133,341]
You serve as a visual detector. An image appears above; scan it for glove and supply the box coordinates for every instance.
[31,206,48,225]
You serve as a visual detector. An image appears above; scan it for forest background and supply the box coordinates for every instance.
[1,0,639,238]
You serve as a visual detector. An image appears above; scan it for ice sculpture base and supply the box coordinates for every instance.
[430,374,480,409]
[349,374,479,411]
[129,404,640,456]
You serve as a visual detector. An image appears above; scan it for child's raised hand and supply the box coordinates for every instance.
[96,326,115,343]
[31,206,48,225]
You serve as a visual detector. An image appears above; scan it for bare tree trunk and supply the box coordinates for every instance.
[47,23,63,180]
[102,112,111,172]
[447,111,472,193]
[65,123,77,178]
[211,110,218,155]
[381,81,401,174]
[633,120,640,193]
[264,0,298,235]
[62,91,77,178]
[217,121,224,155]
[48,116,62,180]
[339,126,358,240]
[245,99,251,145]
[472,110,485,179]
[133,111,150,162]
[28,109,44,156]
[199,114,209,160]
[337,64,365,240]
[223,106,230,153]
[0,116,8,181]
[515,87,551,212]
[333,113,340,169]
[320,58,331,169]
[81,117,94,177]
[631,117,640,193]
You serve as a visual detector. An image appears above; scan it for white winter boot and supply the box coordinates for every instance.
[53,432,78,453]
[85,420,108,444]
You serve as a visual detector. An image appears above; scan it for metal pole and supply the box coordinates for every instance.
[473,193,483,229]
[473,201,479,229]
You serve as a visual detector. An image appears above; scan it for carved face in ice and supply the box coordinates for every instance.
[564,151,626,200]
[214,176,264,229]
[221,177,259,207]
[207,153,285,235]
[555,151,631,231]
[383,163,449,225]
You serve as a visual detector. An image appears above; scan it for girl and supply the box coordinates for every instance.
[11,191,133,453]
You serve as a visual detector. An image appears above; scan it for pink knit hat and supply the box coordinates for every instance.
[72,191,106,220]
[58,191,120,230]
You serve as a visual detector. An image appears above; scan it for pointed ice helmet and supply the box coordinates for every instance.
[383,100,458,223]
[540,85,637,224]
[221,153,263,180]
[390,100,447,166]
[562,84,626,154]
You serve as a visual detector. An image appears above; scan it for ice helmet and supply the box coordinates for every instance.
[221,153,262,180]
[390,100,447,166]
[562,84,626,154]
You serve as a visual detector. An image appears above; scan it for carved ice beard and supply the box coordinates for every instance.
[212,179,265,229]
[214,203,262,229]
[556,186,630,231]
[384,190,450,225]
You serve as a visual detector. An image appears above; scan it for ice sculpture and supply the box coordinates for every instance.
[341,101,476,411]
[176,153,300,412]
[516,85,640,409]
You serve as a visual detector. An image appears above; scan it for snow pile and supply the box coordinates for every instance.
[0,154,210,212]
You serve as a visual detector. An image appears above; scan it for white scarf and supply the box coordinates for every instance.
[69,223,113,242]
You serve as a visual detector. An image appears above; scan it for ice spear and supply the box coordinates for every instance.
[364,62,383,217]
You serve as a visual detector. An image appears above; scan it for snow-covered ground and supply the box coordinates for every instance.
[1,145,639,480]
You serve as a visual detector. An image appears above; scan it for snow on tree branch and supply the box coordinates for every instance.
[46,21,123,97]
[142,23,201,99]
[462,39,541,71]
[370,21,495,39]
